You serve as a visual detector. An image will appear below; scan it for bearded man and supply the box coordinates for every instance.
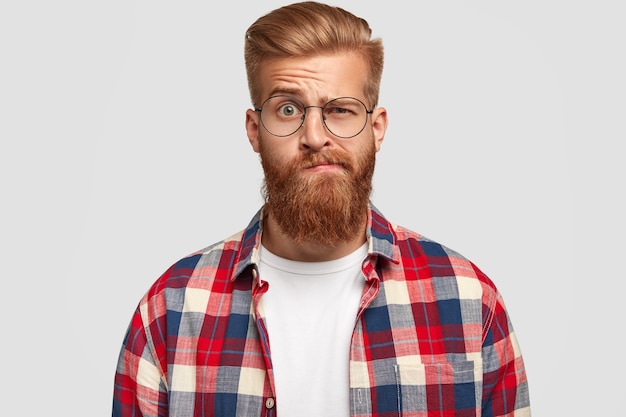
[113,2,531,417]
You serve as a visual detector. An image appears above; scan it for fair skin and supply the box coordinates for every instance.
[245,52,388,262]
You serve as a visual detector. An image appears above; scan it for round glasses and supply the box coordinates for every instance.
[255,95,374,138]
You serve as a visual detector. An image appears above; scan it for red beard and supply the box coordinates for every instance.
[260,140,376,247]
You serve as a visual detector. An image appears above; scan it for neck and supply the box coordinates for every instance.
[261,210,368,262]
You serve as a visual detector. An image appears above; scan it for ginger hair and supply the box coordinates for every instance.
[244,1,384,108]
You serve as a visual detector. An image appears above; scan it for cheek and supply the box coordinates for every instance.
[259,133,303,164]
[258,136,289,167]
[347,137,376,165]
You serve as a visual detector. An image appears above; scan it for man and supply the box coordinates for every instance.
[113,2,531,416]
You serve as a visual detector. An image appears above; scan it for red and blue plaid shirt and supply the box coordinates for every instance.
[113,205,530,416]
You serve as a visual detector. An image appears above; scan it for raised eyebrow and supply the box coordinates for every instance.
[268,88,303,99]
[267,89,333,105]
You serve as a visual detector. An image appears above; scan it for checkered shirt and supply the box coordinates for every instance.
[113,205,531,416]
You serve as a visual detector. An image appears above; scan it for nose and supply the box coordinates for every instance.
[300,106,332,151]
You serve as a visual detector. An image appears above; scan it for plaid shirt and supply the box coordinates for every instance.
[113,206,531,416]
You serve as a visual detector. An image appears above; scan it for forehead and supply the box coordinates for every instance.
[257,52,369,103]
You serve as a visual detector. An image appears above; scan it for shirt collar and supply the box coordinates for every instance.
[233,204,399,280]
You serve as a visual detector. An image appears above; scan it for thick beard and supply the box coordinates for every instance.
[260,139,376,248]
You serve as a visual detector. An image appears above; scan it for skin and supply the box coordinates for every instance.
[245,52,388,261]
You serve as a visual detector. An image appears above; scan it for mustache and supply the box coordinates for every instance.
[296,151,351,170]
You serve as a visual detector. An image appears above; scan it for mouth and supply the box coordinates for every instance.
[306,160,340,168]
[304,159,345,173]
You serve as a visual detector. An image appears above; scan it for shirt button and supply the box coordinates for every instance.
[265,398,275,409]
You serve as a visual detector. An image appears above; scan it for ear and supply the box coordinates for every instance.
[245,108,261,153]
[370,107,388,152]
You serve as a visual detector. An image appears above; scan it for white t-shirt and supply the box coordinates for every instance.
[259,243,368,417]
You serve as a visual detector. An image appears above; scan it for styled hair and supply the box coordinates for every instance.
[244,1,384,108]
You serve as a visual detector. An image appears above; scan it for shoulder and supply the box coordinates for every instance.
[141,230,246,302]
[390,224,499,297]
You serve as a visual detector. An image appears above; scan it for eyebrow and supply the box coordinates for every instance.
[267,88,331,104]
[268,87,301,97]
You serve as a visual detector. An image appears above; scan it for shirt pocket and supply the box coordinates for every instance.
[393,360,481,417]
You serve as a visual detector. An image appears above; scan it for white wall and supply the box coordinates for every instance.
[1,1,623,415]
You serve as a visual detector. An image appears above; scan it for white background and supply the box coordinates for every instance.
[1,0,624,415]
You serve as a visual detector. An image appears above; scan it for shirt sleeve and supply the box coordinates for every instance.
[112,304,169,417]
[481,289,531,416]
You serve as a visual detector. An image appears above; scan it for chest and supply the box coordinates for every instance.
[166,273,484,416]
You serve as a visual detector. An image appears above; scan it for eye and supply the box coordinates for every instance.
[327,106,350,115]
[278,103,300,117]
[324,99,362,118]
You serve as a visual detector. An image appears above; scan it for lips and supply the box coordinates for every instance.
[306,160,341,169]
[302,155,345,170]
